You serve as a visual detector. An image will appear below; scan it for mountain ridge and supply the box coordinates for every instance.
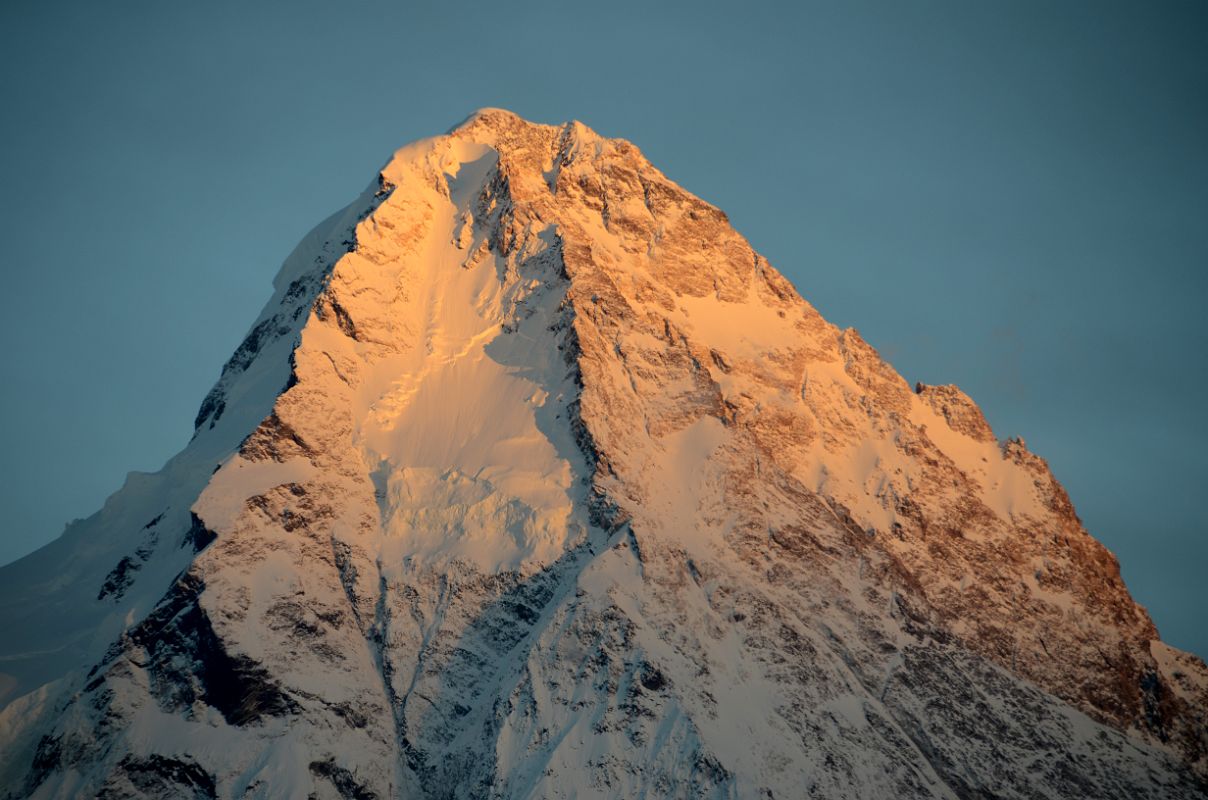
[1,109,1204,799]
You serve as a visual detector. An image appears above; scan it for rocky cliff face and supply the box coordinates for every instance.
[1,109,1204,799]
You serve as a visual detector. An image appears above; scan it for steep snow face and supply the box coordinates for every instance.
[2,109,1206,799]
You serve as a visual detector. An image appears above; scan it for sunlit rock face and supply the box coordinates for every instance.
[1,109,1205,799]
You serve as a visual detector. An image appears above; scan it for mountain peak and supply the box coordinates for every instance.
[448,107,596,140]
[450,105,528,129]
[1,113,1205,799]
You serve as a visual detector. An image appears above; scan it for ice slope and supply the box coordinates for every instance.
[0,109,1205,799]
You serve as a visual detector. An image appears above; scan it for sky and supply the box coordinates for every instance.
[0,0,1204,657]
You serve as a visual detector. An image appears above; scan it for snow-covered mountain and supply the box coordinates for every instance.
[1,109,1205,799]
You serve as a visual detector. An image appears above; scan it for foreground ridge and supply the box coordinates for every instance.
[1,109,1204,799]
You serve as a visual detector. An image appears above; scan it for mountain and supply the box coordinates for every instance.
[1,108,1205,800]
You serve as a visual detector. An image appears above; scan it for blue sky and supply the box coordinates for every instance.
[1,0,1205,657]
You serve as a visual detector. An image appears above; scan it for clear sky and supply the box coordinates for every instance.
[1,0,1204,657]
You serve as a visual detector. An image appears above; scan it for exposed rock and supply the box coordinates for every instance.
[914,382,996,443]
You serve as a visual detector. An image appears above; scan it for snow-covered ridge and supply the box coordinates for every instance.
[1,109,1204,799]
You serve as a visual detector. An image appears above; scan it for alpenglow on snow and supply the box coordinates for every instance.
[1,109,1205,800]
